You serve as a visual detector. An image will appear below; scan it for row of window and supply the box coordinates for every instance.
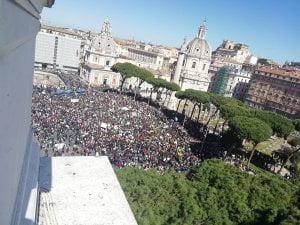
[266,101,298,115]
[183,60,207,70]
[256,75,300,88]
[93,56,110,66]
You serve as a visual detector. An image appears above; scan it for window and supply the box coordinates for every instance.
[202,64,206,71]
[103,78,107,85]
[106,60,110,66]
[192,62,196,69]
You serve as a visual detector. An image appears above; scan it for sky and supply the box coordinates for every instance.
[41,0,300,64]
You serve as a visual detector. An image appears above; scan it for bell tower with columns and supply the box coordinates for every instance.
[171,21,212,92]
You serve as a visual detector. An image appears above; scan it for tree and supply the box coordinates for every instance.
[293,119,300,132]
[277,138,300,174]
[160,80,180,107]
[175,91,185,112]
[228,116,272,167]
[220,129,243,158]
[116,159,299,225]
[217,103,251,134]
[111,63,137,92]
[133,68,154,100]
[251,109,294,139]
[147,77,180,109]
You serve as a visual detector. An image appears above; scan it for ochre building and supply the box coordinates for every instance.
[245,66,300,118]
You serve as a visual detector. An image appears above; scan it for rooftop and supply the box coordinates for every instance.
[257,66,300,79]
[38,156,137,225]
[41,24,82,38]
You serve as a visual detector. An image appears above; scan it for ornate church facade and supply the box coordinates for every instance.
[172,23,212,91]
[80,20,120,87]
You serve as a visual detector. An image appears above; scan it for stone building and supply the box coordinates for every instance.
[35,31,82,72]
[210,67,252,101]
[172,22,212,91]
[208,40,258,99]
[245,66,300,118]
[80,20,120,87]
[213,40,257,65]
[116,39,177,81]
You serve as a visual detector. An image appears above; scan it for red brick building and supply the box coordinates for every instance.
[245,67,300,118]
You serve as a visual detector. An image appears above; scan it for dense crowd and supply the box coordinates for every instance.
[31,72,292,176]
[32,86,200,171]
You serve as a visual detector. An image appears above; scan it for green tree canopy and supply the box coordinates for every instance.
[146,77,180,92]
[229,116,272,145]
[111,62,155,90]
[175,89,211,104]
[219,103,252,120]
[251,109,294,138]
[210,94,244,108]
[293,119,300,132]
[111,62,139,90]
[228,116,273,166]
[116,159,300,225]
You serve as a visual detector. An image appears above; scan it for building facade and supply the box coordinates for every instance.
[208,39,258,100]
[172,23,212,91]
[80,20,120,87]
[245,67,300,118]
[35,31,82,72]
[213,40,258,65]
[209,67,252,101]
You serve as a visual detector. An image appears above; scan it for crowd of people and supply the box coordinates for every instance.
[31,73,292,176]
[32,85,200,172]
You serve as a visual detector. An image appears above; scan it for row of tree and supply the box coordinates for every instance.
[111,63,180,104]
[111,63,298,169]
[175,88,296,167]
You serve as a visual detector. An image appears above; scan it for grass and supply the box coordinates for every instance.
[244,137,285,156]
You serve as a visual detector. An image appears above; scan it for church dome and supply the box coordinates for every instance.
[182,23,211,59]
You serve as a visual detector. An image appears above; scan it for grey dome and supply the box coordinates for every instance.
[185,38,211,59]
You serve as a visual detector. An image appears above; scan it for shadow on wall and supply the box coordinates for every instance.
[233,81,249,101]
[37,157,54,224]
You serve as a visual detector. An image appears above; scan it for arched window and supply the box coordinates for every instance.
[192,62,196,69]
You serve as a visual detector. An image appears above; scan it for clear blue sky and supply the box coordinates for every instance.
[42,0,300,64]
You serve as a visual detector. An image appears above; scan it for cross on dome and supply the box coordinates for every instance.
[101,19,111,34]
[198,21,207,39]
